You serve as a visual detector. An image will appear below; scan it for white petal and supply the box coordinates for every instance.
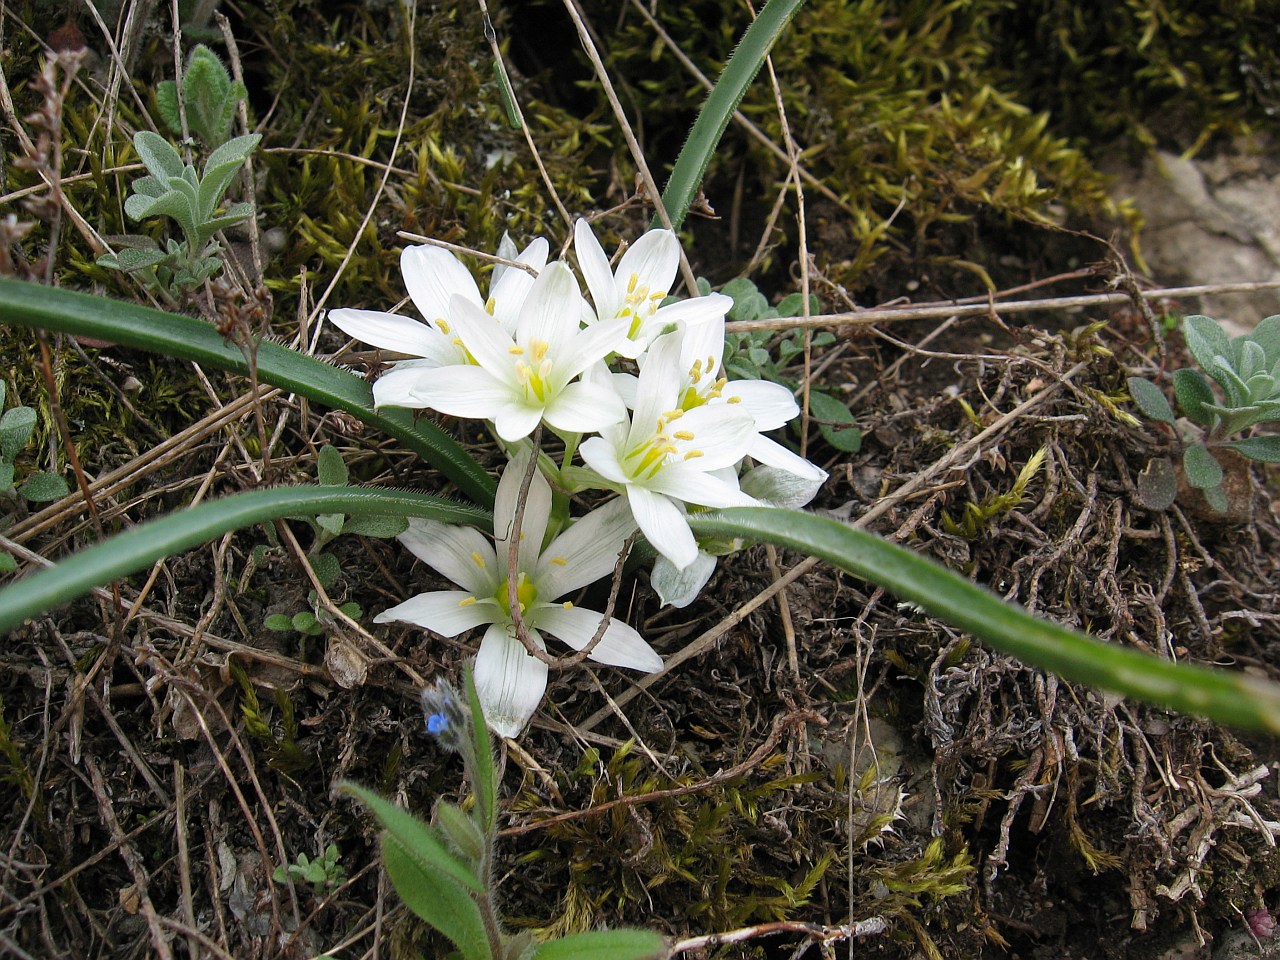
[474,624,548,738]
[535,604,663,671]
[579,433,631,486]
[651,550,717,608]
[744,437,828,486]
[373,590,497,637]
[677,312,727,382]
[628,486,698,570]
[535,496,636,598]
[376,365,510,419]
[491,402,545,442]
[489,236,549,330]
[574,219,621,320]
[630,331,683,445]
[670,405,757,469]
[397,518,498,595]
[450,294,518,375]
[542,380,627,435]
[650,292,732,328]
[401,245,482,323]
[494,449,552,574]
[614,229,679,300]
[647,465,759,508]
[556,317,632,379]
[328,308,449,359]
[516,261,582,357]
[721,379,799,430]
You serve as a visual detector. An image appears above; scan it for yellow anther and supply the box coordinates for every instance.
[683,450,705,460]
[663,409,684,421]
[459,596,478,607]
[509,345,525,355]
[470,552,486,568]
[690,359,703,380]
[562,601,573,609]
[530,339,550,362]
[627,273,639,294]
[437,319,450,334]
[674,430,695,441]
[727,395,742,404]
[549,557,568,566]
[485,296,496,315]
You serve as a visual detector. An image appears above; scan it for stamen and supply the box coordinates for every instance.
[549,557,568,566]
[674,430,695,441]
[627,273,639,294]
[509,345,525,355]
[459,596,478,607]
[683,450,704,460]
[562,601,573,609]
[470,552,486,568]
[484,296,496,315]
[437,319,450,334]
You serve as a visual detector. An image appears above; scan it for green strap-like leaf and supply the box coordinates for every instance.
[688,508,1280,732]
[0,279,496,505]
[655,0,805,231]
[462,666,498,834]
[0,485,490,635]
[532,929,667,960]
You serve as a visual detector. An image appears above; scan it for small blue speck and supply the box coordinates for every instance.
[426,713,450,735]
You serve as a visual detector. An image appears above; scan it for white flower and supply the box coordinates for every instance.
[374,451,662,737]
[579,329,760,570]
[371,260,632,442]
[574,218,733,358]
[674,313,828,483]
[328,235,548,368]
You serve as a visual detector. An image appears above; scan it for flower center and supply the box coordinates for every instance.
[623,409,703,480]
[618,273,668,339]
[513,338,554,402]
[495,572,538,617]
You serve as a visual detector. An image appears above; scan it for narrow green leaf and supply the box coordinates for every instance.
[1125,377,1175,425]
[382,836,492,960]
[0,280,495,505]
[532,930,667,960]
[340,782,484,892]
[462,667,498,834]
[687,508,1280,732]
[1229,435,1280,463]
[433,801,487,864]
[0,485,490,635]
[656,0,806,231]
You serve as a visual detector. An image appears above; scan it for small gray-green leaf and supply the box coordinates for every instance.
[531,929,667,960]
[1204,483,1230,514]
[0,406,36,460]
[0,552,15,573]
[264,613,294,631]
[292,610,320,634]
[1183,443,1224,491]
[316,512,345,536]
[19,471,69,503]
[317,444,348,486]
[1126,377,1175,425]
[310,552,341,589]
[1229,435,1280,463]
[1183,315,1231,375]
[808,390,862,452]
[1172,369,1217,426]
[342,514,410,538]
[0,461,14,492]
[133,130,185,180]
[1136,457,1177,511]
[382,837,492,960]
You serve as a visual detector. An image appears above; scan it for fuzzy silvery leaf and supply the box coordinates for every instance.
[1136,457,1178,511]
[316,513,345,536]
[133,130,185,180]
[1230,435,1280,463]
[1183,315,1232,381]
[342,514,410,538]
[1172,368,1216,426]
[1240,339,1267,382]
[310,552,341,589]
[112,246,170,272]
[0,405,36,460]
[198,135,260,221]
[1249,315,1280,364]
[0,461,14,493]
[317,444,347,486]
[1183,442,1224,491]
[1126,377,1175,425]
[19,471,69,503]
[1204,483,1229,513]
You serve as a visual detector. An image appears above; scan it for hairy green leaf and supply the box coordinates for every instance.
[1126,376,1175,425]
[532,930,667,960]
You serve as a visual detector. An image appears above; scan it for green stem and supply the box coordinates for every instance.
[0,278,496,506]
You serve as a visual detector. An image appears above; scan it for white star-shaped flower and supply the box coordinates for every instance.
[374,451,661,737]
